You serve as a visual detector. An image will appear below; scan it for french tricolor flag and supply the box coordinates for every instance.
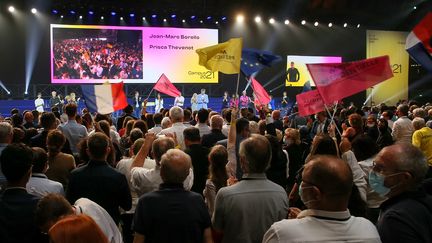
[81,82,128,114]
[406,12,432,73]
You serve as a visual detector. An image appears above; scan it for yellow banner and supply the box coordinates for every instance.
[366,30,409,106]
[196,38,242,74]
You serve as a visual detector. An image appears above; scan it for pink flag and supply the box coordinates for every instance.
[307,55,393,104]
[153,74,181,97]
[251,77,271,106]
[296,89,326,117]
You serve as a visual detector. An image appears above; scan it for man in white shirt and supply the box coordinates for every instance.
[263,155,380,243]
[57,103,88,155]
[158,106,188,150]
[148,113,163,134]
[35,194,123,243]
[26,147,64,197]
[130,133,193,196]
[392,104,414,144]
[174,92,185,107]
[34,92,44,113]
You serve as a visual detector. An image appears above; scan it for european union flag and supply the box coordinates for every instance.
[240,48,282,77]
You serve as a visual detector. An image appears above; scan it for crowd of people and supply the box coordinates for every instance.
[53,39,143,80]
[1,97,432,243]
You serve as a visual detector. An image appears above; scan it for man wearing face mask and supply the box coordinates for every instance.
[263,155,380,243]
[372,144,432,243]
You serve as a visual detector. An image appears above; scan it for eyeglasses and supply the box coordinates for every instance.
[372,161,407,175]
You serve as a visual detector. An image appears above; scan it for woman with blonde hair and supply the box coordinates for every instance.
[49,214,108,243]
[191,93,198,112]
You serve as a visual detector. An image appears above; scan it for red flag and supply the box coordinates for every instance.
[296,90,326,117]
[251,77,271,106]
[153,74,181,97]
[307,55,393,104]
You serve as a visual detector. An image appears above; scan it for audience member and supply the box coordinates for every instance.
[195,108,211,137]
[57,103,88,155]
[201,115,227,148]
[159,106,188,150]
[392,104,414,144]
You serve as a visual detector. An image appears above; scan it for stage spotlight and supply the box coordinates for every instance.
[343,23,347,27]
[101,16,104,20]
[130,13,135,17]
[111,11,116,16]
[236,14,244,23]
[414,6,417,10]
[70,10,76,15]
[200,20,203,23]
[120,17,124,20]
[357,24,360,28]
[207,16,212,20]
[301,20,306,25]
[328,22,332,27]
[61,15,64,18]
[52,9,58,14]
[215,21,219,24]
[254,16,261,23]
[89,11,94,15]
[182,19,185,23]
[31,8,37,14]
[8,6,15,13]
[314,21,318,26]
[284,19,289,25]
[152,14,157,18]
[171,14,176,18]
[142,17,146,20]
[163,18,167,22]
[221,16,227,21]
[269,18,275,24]
[79,15,83,19]
[191,15,196,19]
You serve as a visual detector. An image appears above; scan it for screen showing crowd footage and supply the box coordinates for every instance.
[52,27,143,82]
[50,24,219,84]
[285,55,342,87]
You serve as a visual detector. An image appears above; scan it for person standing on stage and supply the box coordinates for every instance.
[174,92,185,108]
[35,92,45,113]
[281,91,288,110]
[191,93,198,112]
[133,91,142,118]
[286,61,300,82]
[222,91,229,110]
[155,93,164,113]
[239,90,250,109]
[230,93,239,108]
[49,91,61,111]
[197,89,209,110]
[268,95,275,110]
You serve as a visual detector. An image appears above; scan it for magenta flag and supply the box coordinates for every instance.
[296,89,326,117]
[307,56,393,104]
[153,74,181,97]
[251,77,271,105]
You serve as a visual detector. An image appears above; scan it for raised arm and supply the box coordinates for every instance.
[131,132,156,169]
[226,108,238,177]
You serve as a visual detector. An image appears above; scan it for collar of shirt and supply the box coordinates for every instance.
[88,160,109,166]
[297,209,351,221]
[380,188,427,211]
[66,119,78,124]
[159,183,184,190]
[242,173,267,180]
[172,122,185,127]
[31,173,48,179]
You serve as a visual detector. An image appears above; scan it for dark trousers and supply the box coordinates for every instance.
[121,213,134,243]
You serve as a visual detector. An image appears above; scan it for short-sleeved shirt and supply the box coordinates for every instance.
[133,183,211,243]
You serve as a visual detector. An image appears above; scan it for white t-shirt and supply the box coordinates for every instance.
[35,98,44,112]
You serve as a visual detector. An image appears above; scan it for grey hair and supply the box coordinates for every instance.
[239,134,272,173]
[412,117,426,130]
[169,106,184,122]
[413,108,427,118]
[0,122,13,143]
[391,144,428,184]
[161,117,172,129]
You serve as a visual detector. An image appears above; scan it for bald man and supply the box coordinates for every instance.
[201,115,227,148]
[263,155,380,243]
[132,149,212,243]
[373,144,432,243]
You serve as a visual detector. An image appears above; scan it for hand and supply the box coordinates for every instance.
[288,207,302,219]
[231,107,238,121]
[227,176,238,186]
[144,132,157,145]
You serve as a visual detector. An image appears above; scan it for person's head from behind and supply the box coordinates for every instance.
[160,149,191,184]
[153,113,163,125]
[0,122,13,144]
[64,103,78,119]
[197,108,209,124]
[311,134,338,157]
[24,112,34,123]
[0,143,33,186]
[236,118,250,138]
[412,117,426,131]
[87,132,110,161]
[272,110,281,120]
[32,147,48,174]
[123,105,134,115]
[47,130,66,154]
[300,155,353,210]
[371,144,428,198]
[161,117,172,129]
[95,120,111,138]
[397,104,409,117]
[131,138,145,157]
[169,106,184,123]
[129,128,144,145]
[35,193,74,234]
[40,112,57,130]
[152,137,175,165]
[413,108,426,118]
[11,114,23,128]
[351,135,379,161]
[208,145,228,190]
[132,120,148,134]
[49,214,108,243]
[183,127,201,147]
[210,115,223,130]
[239,134,272,174]
[12,127,25,143]
[284,128,301,146]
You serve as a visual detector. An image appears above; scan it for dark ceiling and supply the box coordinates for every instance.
[1,0,431,29]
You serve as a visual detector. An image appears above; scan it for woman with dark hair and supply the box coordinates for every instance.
[45,130,76,189]
[376,118,393,149]
[352,135,386,223]
[132,120,148,135]
[203,145,229,216]
[118,116,134,137]
[49,214,108,243]
[265,134,288,189]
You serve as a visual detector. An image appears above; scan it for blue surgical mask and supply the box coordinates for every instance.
[369,171,401,197]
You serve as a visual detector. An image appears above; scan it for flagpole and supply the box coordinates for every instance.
[235,72,241,95]
[324,103,342,137]
[146,88,154,101]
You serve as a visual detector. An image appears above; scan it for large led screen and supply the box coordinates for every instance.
[51,24,219,83]
[285,55,342,87]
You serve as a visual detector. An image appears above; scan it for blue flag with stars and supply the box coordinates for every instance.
[240,48,282,77]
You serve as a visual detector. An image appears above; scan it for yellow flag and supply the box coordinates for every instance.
[196,38,242,74]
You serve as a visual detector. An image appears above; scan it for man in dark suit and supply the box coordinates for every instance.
[201,115,227,148]
[310,111,331,140]
[116,105,137,130]
[184,127,209,195]
[0,143,44,243]
[66,132,132,224]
